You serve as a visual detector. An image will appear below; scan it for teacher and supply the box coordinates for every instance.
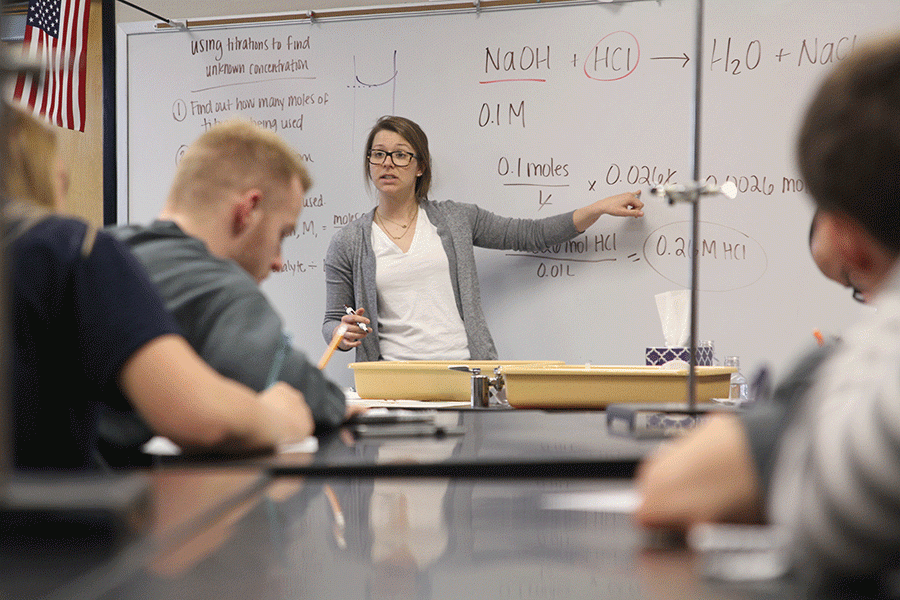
[322,115,644,362]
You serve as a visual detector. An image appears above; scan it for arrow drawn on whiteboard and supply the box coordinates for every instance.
[650,53,690,68]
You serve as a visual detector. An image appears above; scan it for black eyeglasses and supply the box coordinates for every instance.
[841,267,866,303]
[368,150,416,167]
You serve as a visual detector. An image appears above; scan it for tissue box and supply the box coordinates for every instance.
[645,346,714,366]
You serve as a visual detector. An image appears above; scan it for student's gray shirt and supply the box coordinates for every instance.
[110,221,346,431]
[740,344,834,498]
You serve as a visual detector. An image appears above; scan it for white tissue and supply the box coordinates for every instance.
[655,290,690,347]
[660,359,689,371]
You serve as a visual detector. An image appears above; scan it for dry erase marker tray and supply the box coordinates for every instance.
[500,364,734,409]
[349,360,563,402]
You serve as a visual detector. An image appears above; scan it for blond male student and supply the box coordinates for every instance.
[107,119,345,458]
[4,104,313,469]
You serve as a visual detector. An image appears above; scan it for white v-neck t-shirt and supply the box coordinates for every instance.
[372,206,470,361]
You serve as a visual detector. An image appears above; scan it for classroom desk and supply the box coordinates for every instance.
[0,469,268,600]
[195,409,664,478]
[84,475,814,600]
[0,470,884,598]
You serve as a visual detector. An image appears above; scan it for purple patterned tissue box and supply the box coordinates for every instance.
[645,346,714,366]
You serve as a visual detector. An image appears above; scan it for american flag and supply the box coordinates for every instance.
[12,0,91,132]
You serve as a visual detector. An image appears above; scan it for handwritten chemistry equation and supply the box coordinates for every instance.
[477,31,641,129]
[478,31,860,126]
[497,220,766,292]
[481,30,639,88]
[282,210,767,293]
[171,28,861,133]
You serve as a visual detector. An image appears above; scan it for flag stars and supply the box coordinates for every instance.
[28,0,61,38]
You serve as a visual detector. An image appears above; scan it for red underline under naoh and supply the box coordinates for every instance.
[479,78,547,84]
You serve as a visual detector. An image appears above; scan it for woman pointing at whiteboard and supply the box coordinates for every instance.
[322,115,644,362]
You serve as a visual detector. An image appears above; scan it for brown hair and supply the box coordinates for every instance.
[798,34,900,254]
[363,115,432,201]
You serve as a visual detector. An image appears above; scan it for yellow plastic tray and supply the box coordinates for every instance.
[500,364,734,409]
[350,360,564,402]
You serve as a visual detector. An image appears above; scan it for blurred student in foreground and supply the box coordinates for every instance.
[107,119,347,457]
[4,104,313,470]
[636,33,900,589]
[810,208,867,303]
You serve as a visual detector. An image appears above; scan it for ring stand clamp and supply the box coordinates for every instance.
[449,365,507,408]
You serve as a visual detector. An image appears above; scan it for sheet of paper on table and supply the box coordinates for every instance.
[540,486,641,514]
[141,435,320,456]
[346,389,469,409]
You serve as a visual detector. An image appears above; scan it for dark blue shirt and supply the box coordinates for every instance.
[11,215,179,469]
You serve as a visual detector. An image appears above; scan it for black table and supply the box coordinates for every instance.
[93,476,810,600]
[223,409,663,478]
[1,464,882,599]
[0,469,268,600]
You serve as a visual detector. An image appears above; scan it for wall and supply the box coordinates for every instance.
[25,0,104,226]
[113,0,394,23]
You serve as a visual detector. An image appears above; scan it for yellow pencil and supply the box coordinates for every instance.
[324,484,346,549]
[318,324,348,370]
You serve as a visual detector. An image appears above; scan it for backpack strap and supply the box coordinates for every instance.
[5,201,98,257]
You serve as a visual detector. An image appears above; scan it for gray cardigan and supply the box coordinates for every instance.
[322,199,579,362]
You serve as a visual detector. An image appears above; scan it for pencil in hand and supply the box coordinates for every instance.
[318,324,348,370]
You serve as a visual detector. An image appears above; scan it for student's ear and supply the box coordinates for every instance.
[830,211,894,293]
[232,190,262,236]
[830,213,869,271]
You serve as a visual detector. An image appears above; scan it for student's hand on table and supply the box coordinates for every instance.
[338,308,370,350]
[345,403,369,420]
[634,413,763,531]
[260,382,314,443]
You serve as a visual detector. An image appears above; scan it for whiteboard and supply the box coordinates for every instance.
[117,0,900,387]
